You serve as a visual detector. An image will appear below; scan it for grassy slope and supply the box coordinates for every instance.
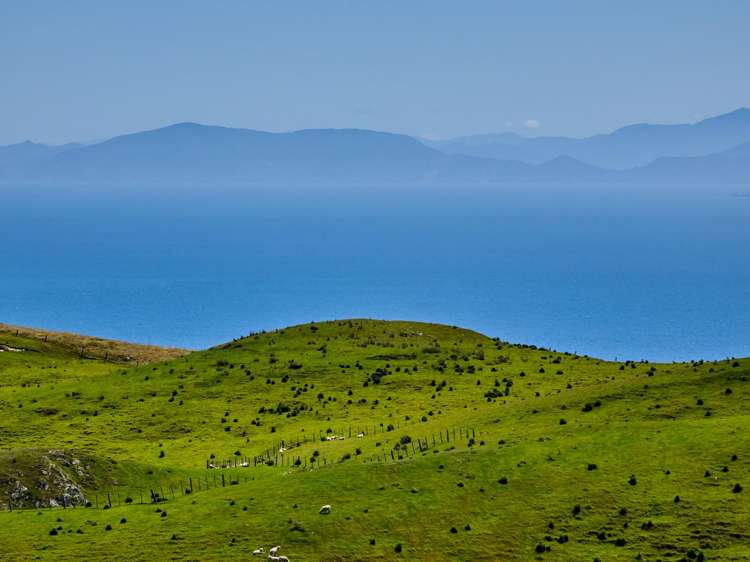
[0,322,188,365]
[0,319,748,561]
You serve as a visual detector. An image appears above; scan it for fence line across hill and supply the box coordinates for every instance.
[2,425,480,512]
[206,424,481,471]
[2,471,257,513]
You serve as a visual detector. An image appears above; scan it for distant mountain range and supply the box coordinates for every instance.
[1,109,749,186]
[425,108,750,169]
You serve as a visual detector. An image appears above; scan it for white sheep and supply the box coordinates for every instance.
[356,432,365,438]
[269,545,281,556]
[319,504,332,514]
[252,547,265,556]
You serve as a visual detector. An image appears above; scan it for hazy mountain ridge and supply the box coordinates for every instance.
[1,109,748,186]
[426,108,750,170]
[0,141,80,179]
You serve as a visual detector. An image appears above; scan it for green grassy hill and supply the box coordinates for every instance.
[1,319,748,561]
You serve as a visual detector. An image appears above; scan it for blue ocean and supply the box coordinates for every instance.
[2,184,748,362]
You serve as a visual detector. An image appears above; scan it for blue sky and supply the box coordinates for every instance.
[1,0,749,144]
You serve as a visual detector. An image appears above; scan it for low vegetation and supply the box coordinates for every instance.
[0,319,748,561]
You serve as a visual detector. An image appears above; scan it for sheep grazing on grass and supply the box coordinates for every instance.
[319,504,332,514]
[269,545,281,555]
[252,547,265,556]
[268,557,289,562]
[357,432,365,438]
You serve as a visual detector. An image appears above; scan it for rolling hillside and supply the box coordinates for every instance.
[1,319,747,561]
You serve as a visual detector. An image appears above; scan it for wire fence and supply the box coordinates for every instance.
[2,424,480,512]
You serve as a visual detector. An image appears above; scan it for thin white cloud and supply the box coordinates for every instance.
[524,119,540,129]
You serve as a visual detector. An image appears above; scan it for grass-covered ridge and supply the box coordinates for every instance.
[0,319,748,561]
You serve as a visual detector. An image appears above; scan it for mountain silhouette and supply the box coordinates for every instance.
[425,108,750,169]
[1,113,748,186]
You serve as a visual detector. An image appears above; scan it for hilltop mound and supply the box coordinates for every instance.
[0,319,747,561]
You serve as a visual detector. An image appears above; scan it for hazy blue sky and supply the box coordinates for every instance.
[1,0,749,145]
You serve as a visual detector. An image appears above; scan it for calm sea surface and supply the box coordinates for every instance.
[2,184,748,361]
